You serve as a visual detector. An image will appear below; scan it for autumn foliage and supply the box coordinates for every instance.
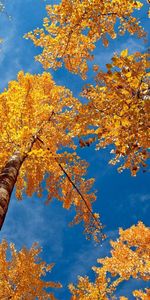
[0,240,61,299]
[0,0,149,298]
[25,0,150,175]
[0,222,149,299]
[78,50,150,175]
[25,0,146,78]
[69,222,150,300]
[0,71,102,239]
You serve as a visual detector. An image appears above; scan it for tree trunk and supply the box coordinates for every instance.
[0,152,25,230]
[0,113,54,230]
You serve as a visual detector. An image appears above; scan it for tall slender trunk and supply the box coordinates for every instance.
[0,152,26,230]
[0,112,54,230]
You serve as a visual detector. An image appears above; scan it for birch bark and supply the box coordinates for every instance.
[0,152,25,229]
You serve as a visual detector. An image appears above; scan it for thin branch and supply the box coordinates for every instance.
[59,11,118,59]
[24,110,55,155]
[36,136,102,230]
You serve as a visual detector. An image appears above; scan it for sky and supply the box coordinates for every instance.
[0,0,150,299]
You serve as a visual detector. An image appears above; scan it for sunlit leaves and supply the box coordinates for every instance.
[78,51,150,175]
[0,240,61,299]
[1,223,149,299]
[120,48,128,57]
[24,2,149,175]
[0,71,78,166]
[69,222,150,299]
[0,71,102,240]
[133,288,150,299]
[25,0,146,78]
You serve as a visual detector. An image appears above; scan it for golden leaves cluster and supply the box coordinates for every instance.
[25,0,145,78]
[0,71,101,240]
[69,222,150,300]
[24,1,150,174]
[0,223,149,299]
[0,240,61,299]
[78,51,150,175]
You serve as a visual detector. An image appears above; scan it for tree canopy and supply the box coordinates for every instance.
[25,0,146,78]
[25,0,150,175]
[0,71,102,239]
[78,51,150,175]
[69,222,150,300]
[0,240,61,299]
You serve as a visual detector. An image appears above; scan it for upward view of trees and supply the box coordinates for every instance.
[0,0,149,299]
[0,71,102,239]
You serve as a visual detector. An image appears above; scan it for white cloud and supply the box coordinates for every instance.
[94,37,147,68]
[68,229,118,283]
[120,37,146,53]
[129,193,150,204]
[140,194,150,202]
[1,194,68,260]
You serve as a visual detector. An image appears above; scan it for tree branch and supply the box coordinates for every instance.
[36,136,102,232]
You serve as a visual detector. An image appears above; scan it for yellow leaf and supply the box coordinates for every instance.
[126,72,132,78]
[122,119,130,126]
[120,49,128,57]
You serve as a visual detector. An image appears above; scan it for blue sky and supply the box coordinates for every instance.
[0,0,150,299]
